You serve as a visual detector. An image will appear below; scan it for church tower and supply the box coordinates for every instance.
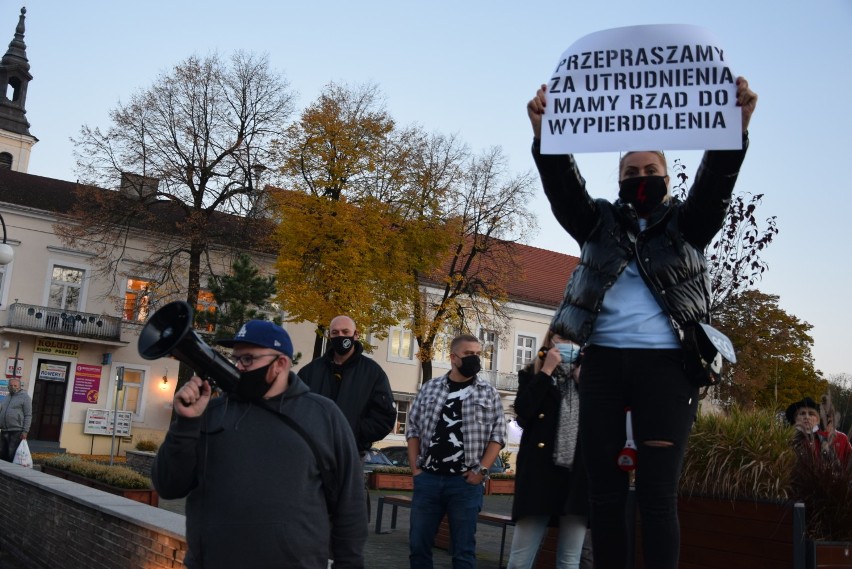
[0,7,36,172]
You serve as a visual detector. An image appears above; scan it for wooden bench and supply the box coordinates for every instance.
[374,494,515,568]
[374,494,412,535]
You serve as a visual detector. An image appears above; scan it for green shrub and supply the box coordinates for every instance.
[489,472,515,480]
[370,466,412,475]
[42,454,152,490]
[134,439,159,452]
[680,407,794,501]
[499,450,513,471]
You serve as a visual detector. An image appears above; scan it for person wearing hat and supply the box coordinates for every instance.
[786,397,851,469]
[153,320,367,569]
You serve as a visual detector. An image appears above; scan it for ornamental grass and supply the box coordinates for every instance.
[134,439,159,452]
[680,406,794,501]
[41,453,151,490]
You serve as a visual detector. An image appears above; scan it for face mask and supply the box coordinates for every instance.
[455,355,481,378]
[236,363,274,402]
[330,336,355,356]
[555,343,581,365]
[618,175,668,215]
[8,384,20,394]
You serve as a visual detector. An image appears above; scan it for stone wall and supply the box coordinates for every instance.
[125,449,157,477]
[0,461,186,569]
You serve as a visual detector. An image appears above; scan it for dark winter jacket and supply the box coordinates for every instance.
[532,136,749,344]
[511,365,587,521]
[152,374,366,569]
[298,342,396,453]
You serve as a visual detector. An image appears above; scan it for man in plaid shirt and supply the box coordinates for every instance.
[406,334,507,569]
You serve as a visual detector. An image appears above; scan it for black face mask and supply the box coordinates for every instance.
[330,336,355,356]
[618,175,668,216]
[455,355,481,378]
[236,363,274,402]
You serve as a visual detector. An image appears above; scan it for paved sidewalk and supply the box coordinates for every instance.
[159,489,517,568]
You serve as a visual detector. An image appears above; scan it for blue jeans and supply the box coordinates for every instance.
[507,514,587,569]
[409,471,484,569]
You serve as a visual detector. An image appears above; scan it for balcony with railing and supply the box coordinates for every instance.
[4,302,123,343]
[479,369,519,392]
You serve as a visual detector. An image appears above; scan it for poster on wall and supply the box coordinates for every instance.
[71,364,102,404]
[83,408,132,437]
[5,357,23,379]
[38,362,68,382]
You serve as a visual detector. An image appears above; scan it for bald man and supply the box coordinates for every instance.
[0,378,32,462]
[298,315,396,455]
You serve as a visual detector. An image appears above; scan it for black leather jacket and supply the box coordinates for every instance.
[532,136,749,344]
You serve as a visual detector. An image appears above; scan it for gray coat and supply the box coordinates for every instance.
[0,389,32,433]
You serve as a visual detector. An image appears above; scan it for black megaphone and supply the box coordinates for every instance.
[137,300,239,393]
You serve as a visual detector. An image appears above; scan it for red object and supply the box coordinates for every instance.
[618,407,637,471]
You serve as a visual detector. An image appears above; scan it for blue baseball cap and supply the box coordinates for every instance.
[216,320,294,359]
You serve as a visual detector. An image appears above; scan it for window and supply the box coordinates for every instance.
[0,152,12,169]
[195,290,217,332]
[516,335,536,371]
[117,367,145,416]
[48,265,85,310]
[389,327,414,360]
[479,329,498,371]
[124,278,154,322]
[394,399,410,435]
[432,324,463,365]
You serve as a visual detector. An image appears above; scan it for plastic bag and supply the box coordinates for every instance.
[13,439,33,468]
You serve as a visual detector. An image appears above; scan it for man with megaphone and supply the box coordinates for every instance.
[152,319,367,569]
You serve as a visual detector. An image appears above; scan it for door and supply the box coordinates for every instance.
[30,359,70,441]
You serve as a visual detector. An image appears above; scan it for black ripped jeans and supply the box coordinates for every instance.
[579,346,699,569]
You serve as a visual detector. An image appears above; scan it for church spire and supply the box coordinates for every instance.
[0,7,36,172]
[0,7,33,137]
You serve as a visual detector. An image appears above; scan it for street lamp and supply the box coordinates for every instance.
[0,212,13,265]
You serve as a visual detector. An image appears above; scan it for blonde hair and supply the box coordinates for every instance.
[618,151,668,177]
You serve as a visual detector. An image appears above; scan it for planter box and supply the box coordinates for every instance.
[807,540,852,569]
[635,496,793,569]
[630,495,852,569]
[485,478,515,495]
[41,465,159,507]
[369,472,413,491]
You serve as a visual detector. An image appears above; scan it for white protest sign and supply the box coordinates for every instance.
[541,24,742,154]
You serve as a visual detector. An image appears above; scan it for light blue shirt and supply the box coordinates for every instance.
[587,221,679,349]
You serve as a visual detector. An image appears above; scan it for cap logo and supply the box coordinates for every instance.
[236,324,248,338]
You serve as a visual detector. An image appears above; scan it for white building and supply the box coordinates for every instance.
[0,8,579,455]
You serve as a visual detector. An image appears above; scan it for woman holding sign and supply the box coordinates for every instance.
[526,77,757,569]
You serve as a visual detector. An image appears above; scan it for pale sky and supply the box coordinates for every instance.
[10,1,852,376]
